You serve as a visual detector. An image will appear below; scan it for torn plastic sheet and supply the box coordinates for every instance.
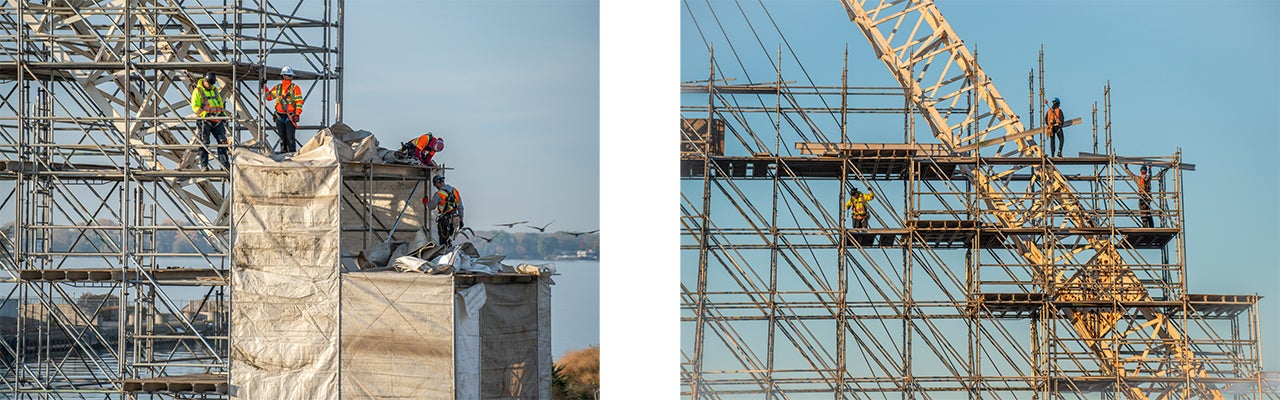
[391,255,453,275]
[363,240,405,268]
[290,123,422,165]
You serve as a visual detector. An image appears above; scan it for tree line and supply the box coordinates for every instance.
[0,221,598,260]
[467,230,599,260]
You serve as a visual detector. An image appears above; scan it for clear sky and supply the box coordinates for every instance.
[342,0,600,234]
[341,0,601,356]
[674,0,1280,389]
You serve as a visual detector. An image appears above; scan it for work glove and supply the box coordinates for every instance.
[290,114,300,123]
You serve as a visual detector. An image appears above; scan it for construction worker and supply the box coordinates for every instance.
[845,187,875,229]
[1136,165,1154,228]
[263,66,304,153]
[425,175,464,248]
[1045,97,1065,157]
[190,72,229,170]
[402,132,444,166]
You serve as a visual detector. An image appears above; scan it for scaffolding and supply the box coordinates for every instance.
[0,0,342,398]
[680,1,1276,399]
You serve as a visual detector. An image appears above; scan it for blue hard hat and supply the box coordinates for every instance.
[433,175,445,183]
[1052,97,1060,104]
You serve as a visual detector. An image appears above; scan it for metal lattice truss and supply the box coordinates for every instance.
[0,0,340,398]
[680,0,1274,399]
[842,1,1223,397]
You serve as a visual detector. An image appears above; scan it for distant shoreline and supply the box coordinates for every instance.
[466,230,599,260]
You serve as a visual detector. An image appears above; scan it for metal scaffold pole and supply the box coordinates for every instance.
[680,1,1275,399]
[0,0,343,397]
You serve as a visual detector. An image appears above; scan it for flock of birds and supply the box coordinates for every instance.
[464,219,600,243]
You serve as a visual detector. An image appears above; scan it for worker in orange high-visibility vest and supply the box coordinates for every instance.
[845,187,875,229]
[401,132,445,166]
[1136,165,1154,228]
[191,72,229,170]
[263,66,304,153]
[1045,97,1065,157]
[425,175,465,248]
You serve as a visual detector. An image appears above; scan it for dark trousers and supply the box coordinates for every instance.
[1049,126,1064,157]
[851,214,868,229]
[275,112,297,153]
[199,120,229,168]
[1139,196,1154,227]
[437,212,460,247]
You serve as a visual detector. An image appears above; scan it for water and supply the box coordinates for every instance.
[4,259,600,382]
[510,259,600,359]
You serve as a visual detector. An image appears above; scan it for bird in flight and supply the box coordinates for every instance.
[494,220,528,228]
[528,219,555,233]
[477,231,504,243]
[565,229,599,237]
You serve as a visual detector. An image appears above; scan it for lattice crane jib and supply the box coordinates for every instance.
[8,1,242,224]
[840,0,1217,397]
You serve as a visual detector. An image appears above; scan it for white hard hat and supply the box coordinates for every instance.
[281,66,295,77]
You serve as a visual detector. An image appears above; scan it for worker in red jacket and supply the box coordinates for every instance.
[402,132,445,166]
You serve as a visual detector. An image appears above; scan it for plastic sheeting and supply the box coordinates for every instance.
[340,273,458,399]
[455,284,487,400]
[481,280,553,399]
[231,125,550,399]
[230,137,342,400]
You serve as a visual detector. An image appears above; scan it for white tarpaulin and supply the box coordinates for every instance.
[230,125,551,399]
[340,273,458,399]
[230,137,342,400]
[455,284,487,400]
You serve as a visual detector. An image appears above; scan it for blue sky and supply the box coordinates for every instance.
[342,0,600,356]
[343,0,599,234]
[668,0,1280,393]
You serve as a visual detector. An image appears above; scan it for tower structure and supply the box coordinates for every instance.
[0,0,342,397]
[680,1,1276,398]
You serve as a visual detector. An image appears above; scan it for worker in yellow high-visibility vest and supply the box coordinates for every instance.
[190,72,229,170]
[845,187,875,229]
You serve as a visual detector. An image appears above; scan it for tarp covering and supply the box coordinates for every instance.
[481,279,553,399]
[455,283,487,400]
[230,137,342,400]
[230,125,551,399]
[340,273,457,399]
[537,279,553,396]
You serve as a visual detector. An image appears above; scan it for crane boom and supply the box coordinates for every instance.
[839,1,1221,398]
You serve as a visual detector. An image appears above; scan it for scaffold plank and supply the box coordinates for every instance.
[18,268,228,285]
[121,374,228,394]
[0,61,324,81]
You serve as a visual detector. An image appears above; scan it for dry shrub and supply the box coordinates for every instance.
[554,346,599,399]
